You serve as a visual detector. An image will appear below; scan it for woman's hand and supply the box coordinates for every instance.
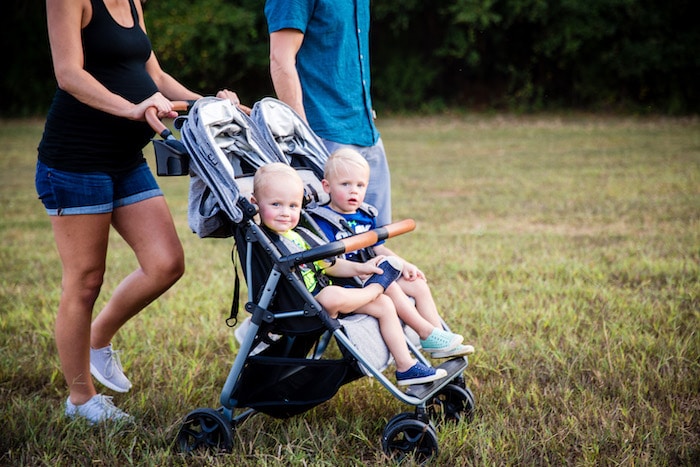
[130,92,176,121]
[216,89,251,114]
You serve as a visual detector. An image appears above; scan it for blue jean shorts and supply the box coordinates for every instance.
[35,161,163,216]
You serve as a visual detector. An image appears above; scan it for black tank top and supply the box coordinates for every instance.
[38,0,159,173]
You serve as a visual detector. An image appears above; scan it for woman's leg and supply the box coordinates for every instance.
[90,196,184,348]
[51,213,112,405]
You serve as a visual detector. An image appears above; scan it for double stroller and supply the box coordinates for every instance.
[149,97,475,462]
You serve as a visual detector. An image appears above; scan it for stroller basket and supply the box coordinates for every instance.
[233,354,362,418]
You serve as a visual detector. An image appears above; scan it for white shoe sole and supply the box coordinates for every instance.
[431,344,475,358]
[397,368,448,386]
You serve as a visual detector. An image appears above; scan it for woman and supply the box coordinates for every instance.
[36,0,241,424]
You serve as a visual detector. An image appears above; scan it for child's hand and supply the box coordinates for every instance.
[361,255,387,276]
[402,262,426,282]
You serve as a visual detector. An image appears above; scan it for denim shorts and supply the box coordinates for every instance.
[35,161,163,216]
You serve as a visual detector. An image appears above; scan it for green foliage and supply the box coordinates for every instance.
[144,0,274,100]
[2,0,699,115]
[371,0,700,112]
[2,0,55,116]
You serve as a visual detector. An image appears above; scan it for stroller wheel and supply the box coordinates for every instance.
[177,408,234,453]
[384,411,437,434]
[381,418,438,463]
[427,384,475,423]
[384,412,416,434]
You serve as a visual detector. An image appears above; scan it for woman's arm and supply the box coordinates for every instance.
[269,29,307,121]
[46,0,169,120]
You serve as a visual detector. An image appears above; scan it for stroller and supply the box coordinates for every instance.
[148,97,475,462]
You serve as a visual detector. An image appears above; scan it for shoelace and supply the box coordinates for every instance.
[92,395,129,420]
[95,394,116,410]
[100,348,124,378]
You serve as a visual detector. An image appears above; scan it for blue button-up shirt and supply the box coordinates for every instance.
[265,0,380,147]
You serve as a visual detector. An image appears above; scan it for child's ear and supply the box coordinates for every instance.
[321,179,331,193]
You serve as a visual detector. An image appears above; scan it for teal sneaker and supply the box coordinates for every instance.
[419,328,463,353]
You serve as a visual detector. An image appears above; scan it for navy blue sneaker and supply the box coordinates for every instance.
[396,361,447,386]
[363,257,403,291]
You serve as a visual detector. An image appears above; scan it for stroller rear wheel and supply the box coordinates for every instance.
[427,384,475,423]
[177,408,234,453]
[381,417,438,463]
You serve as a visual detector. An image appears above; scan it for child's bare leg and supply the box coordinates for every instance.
[397,277,442,328]
[354,295,416,372]
[385,282,434,339]
[316,283,384,317]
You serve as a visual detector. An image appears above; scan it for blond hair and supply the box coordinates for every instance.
[253,162,303,198]
[324,148,369,181]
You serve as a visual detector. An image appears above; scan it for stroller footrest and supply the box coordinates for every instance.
[403,357,468,399]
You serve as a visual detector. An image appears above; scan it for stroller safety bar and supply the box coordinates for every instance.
[280,219,416,267]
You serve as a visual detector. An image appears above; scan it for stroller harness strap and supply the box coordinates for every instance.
[307,204,379,263]
[276,228,333,294]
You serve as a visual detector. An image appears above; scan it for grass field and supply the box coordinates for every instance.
[1,113,698,465]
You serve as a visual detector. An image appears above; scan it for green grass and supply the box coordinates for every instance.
[1,113,698,465]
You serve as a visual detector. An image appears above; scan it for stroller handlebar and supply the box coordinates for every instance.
[282,219,416,266]
[145,100,192,139]
[341,219,416,253]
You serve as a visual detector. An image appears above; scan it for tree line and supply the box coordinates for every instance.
[3,0,698,117]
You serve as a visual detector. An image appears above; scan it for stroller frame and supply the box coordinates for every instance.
[147,98,475,462]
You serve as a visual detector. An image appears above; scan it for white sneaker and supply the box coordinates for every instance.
[65,394,132,425]
[90,344,132,393]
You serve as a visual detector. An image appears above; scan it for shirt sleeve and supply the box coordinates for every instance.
[265,0,314,34]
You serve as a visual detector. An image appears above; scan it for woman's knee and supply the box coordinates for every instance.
[62,268,104,307]
[155,251,185,285]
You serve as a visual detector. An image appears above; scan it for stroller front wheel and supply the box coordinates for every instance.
[177,407,234,453]
[381,417,438,463]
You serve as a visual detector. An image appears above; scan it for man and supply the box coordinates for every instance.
[265,0,392,226]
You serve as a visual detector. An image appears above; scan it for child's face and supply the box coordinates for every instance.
[254,177,304,234]
[323,164,370,214]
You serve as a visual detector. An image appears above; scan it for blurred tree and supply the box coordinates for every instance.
[144,0,274,102]
[2,0,698,116]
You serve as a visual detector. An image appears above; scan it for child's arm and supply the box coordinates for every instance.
[324,256,385,278]
[373,244,426,281]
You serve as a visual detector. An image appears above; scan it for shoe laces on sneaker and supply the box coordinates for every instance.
[91,345,132,392]
[66,394,132,425]
[99,347,124,378]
